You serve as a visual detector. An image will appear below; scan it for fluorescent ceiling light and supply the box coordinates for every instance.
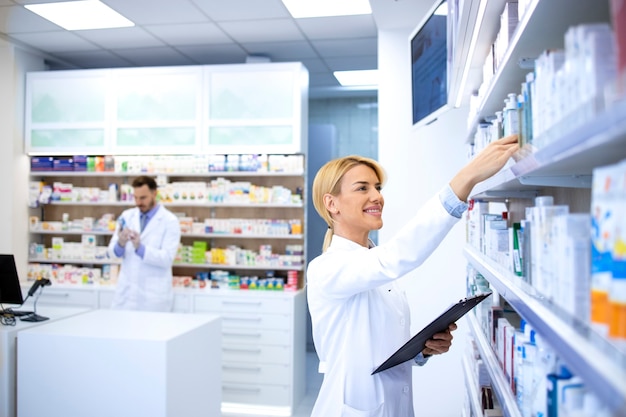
[24,0,134,31]
[281,0,371,18]
[334,70,378,87]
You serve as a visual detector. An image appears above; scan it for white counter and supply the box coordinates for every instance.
[16,309,222,417]
[0,306,91,417]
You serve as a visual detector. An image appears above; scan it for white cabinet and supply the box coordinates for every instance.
[25,62,308,155]
[23,285,307,415]
[459,1,626,416]
[194,290,306,414]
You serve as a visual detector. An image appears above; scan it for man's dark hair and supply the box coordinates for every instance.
[131,175,158,191]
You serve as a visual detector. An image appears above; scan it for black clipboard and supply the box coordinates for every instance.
[372,292,492,375]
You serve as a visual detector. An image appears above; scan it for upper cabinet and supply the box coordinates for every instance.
[112,66,203,154]
[25,62,309,156]
[205,64,308,155]
[27,69,109,155]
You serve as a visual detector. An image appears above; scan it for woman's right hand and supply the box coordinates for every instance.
[449,134,519,202]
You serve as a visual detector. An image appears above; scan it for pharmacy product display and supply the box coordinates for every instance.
[26,153,307,414]
[28,153,305,291]
[457,1,626,416]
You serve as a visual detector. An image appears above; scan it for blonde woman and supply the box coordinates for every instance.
[307,135,519,417]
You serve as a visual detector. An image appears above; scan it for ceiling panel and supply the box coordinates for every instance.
[0,4,60,33]
[311,38,378,58]
[112,46,196,66]
[296,15,378,40]
[190,0,289,21]
[1,0,391,94]
[104,0,208,25]
[52,49,133,68]
[218,18,304,43]
[144,22,231,45]
[175,43,248,65]
[241,40,318,61]
[11,31,97,52]
[76,27,165,49]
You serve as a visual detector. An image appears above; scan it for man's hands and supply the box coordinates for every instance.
[422,323,458,357]
[118,228,132,247]
[129,230,141,249]
[118,228,140,250]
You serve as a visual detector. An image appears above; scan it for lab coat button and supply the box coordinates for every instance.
[403,386,409,393]
[400,319,406,326]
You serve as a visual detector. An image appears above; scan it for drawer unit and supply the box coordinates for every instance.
[222,343,291,365]
[219,312,292,331]
[193,293,292,314]
[222,383,291,407]
[22,285,98,308]
[222,363,292,385]
[222,328,291,346]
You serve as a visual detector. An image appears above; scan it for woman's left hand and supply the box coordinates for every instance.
[422,323,457,356]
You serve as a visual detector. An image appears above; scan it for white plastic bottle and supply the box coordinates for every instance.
[503,93,519,137]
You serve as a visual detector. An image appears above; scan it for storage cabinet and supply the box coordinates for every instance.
[194,290,306,414]
[25,62,308,155]
[457,0,626,416]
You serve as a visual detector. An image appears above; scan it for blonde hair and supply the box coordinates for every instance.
[311,155,386,252]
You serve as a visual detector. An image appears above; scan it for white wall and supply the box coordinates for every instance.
[0,40,45,277]
[378,28,472,416]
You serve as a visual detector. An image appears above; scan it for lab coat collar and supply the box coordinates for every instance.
[328,234,374,251]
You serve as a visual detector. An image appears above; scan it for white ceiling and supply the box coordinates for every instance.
[0,0,405,97]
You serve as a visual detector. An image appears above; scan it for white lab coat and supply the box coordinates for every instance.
[306,192,460,417]
[107,205,181,312]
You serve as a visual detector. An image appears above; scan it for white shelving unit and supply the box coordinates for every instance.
[459,0,626,416]
[465,247,626,414]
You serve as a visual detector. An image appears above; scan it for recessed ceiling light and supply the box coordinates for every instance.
[24,0,134,31]
[334,70,378,87]
[281,0,371,18]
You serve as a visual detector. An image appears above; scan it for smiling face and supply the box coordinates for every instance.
[324,164,384,246]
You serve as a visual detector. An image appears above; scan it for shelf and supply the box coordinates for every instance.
[28,258,120,265]
[29,171,304,178]
[462,352,485,417]
[464,246,626,415]
[43,201,304,208]
[448,0,507,108]
[29,230,303,240]
[181,233,303,240]
[464,0,612,142]
[471,99,626,198]
[466,313,522,417]
[30,230,114,236]
[173,262,304,271]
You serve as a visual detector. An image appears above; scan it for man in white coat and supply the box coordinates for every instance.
[108,175,181,312]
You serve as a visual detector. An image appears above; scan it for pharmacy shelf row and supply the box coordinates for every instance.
[464,246,626,414]
[27,258,305,271]
[465,312,521,417]
[472,97,626,196]
[30,230,303,240]
[464,0,611,143]
[37,201,304,208]
[30,170,304,177]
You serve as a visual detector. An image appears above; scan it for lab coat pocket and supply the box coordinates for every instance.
[341,402,384,417]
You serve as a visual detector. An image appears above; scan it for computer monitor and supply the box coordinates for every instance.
[0,254,25,306]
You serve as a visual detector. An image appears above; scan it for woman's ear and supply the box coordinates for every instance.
[323,193,337,214]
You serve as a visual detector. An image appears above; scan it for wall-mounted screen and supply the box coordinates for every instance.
[410,0,450,127]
